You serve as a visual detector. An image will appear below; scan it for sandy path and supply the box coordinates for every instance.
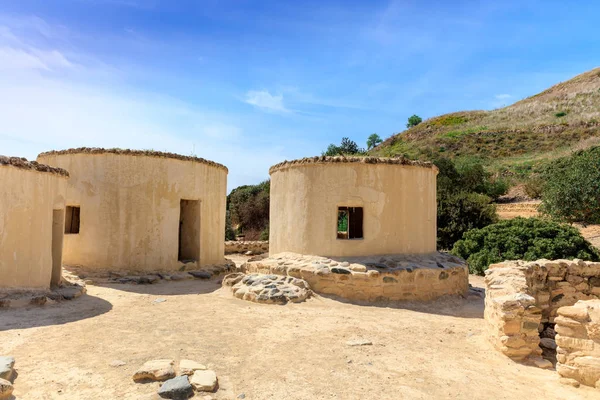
[0,273,597,399]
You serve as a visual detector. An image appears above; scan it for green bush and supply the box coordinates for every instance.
[555,111,568,118]
[406,114,423,128]
[437,192,498,250]
[225,211,236,241]
[452,217,600,275]
[540,146,600,224]
[227,180,270,240]
[523,174,544,199]
[259,224,269,241]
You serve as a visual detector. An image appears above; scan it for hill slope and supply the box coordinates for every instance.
[373,68,600,176]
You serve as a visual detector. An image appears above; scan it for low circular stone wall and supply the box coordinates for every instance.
[242,252,468,302]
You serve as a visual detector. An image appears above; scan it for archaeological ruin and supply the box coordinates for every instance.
[37,148,229,273]
[240,156,469,302]
[0,156,69,290]
[484,259,600,387]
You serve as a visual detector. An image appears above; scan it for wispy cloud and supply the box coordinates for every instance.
[495,93,512,100]
[244,90,290,113]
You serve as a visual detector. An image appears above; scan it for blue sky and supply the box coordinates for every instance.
[0,0,598,190]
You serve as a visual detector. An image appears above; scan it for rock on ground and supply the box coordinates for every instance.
[179,359,207,376]
[190,370,218,392]
[0,357,15,382]
[225,273,311,304]
[346,339,373,346]
[0,378,13,399]
[158,375,193,399]
[133,359,176,382]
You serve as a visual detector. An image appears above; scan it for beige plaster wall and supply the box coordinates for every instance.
[37,152,227,272]
[0,167,67,289]
[269,163,437,257]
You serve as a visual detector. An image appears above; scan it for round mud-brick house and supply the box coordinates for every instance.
[0,156,69,289]
[268,156,438,257]
[37,148,228,273]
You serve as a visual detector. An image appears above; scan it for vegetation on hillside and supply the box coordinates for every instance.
[372,68,600,181]
[539,146,600,225]
[452,217,600,275]
[435,157,505,250]
[227,180,270,240]
[323,137,365,156]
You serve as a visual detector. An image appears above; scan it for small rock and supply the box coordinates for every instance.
[539,338,557,350]
[346,339,373,347]
[153,298,167,304]
[179,359,207,376]
[190,369,218,392]
[109,360,127,367]
[0,357,15,382]
[237,394,246,399]
[158,375,193,399]
[189,271,212,280]
[530,357,553,369]
[559,377,580,388]
[133,359,176,382]
[0,378,13,399]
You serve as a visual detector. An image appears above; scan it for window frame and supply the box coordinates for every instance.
[336,205,364,240]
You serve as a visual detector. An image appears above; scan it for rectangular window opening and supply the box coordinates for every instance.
[337,206,363,240]
[179,199,200,262]
[65,206,80,234]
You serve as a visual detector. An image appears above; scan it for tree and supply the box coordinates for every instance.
[452,217,600,275]
[367,133,383,150]
[227,180,270,240]
[540,146,600,225]
[433,156,506,250]
[406,114,422,128]
[322,137,365,156]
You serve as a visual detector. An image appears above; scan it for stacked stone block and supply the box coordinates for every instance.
[224,241,269,255]
[555,300,600,389]
[484,259,600,362]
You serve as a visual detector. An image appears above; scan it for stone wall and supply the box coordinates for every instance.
[555,300,600,389]
[484,259,600,361]
[242,252,468,302]
[224,241,269,255]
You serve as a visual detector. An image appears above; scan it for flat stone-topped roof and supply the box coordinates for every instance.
[0,155,69,177]
[38,147,228,172]
[269,156,435,174]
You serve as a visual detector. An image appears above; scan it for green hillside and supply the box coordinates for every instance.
[372,68,600,178]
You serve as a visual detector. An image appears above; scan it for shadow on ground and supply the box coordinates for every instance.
[92,279,223,296]
[314,290,485,319]
[0,294,113,331]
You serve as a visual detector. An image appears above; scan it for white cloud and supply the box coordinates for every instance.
[0,16,286,191]
[495,93,512,100]
[244,90,289,113]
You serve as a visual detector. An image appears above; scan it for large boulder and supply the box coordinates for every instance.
[133,359,176,382]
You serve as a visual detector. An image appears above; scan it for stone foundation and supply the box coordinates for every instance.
[555,300,600,389]
[242,252,468,302]
[223,273,311,304]
[484,259,600,362]
[224,241,269,255]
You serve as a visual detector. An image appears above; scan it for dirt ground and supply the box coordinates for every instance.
[1,258,598,400]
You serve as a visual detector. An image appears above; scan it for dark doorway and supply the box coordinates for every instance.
[337,206,363,239]
[51,209,65,287]
[179,199,200,262]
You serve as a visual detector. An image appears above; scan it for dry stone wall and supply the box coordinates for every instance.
[242,252,468,302]
[555,300,600,389]
[485,259,600,361]
[224,241,269,255]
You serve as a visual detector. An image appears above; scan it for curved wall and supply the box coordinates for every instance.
[0,159,68,289]
[38,151,227,272]
[269,160,437,257]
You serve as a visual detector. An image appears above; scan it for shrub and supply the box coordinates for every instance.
[540,146,600,224]
[225,211,236,240]
[523,174,544,199]
[228,180,270,240]
[367,133,383,150]
[452,217,600,275]
[555,111,568,118]
[259,224,269,241]
[406,114,422,128]
[437,192,498,250]
[323,137,365,156]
